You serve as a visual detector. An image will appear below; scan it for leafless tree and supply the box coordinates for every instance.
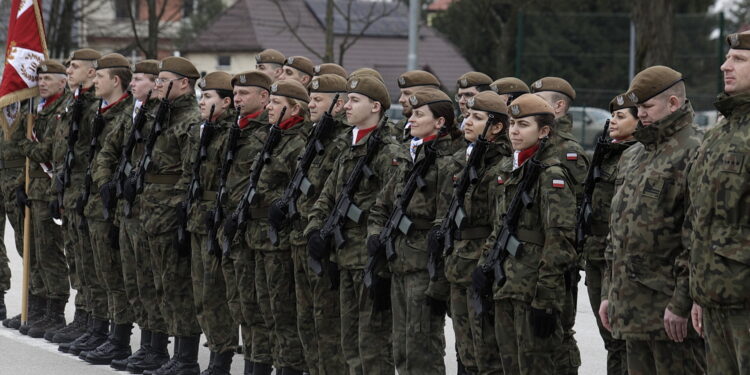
[123,0,183,59]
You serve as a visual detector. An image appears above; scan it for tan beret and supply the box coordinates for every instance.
[69,48,101,61]
[467,91,508,115]
[134,59,159,75]
[232,70,272,91]
[348,67,385,83]
[625,65,683,104]
[159,56,200,80]
[457,72,492,88]
[310,74,347,93]
[508,94,554,118]
[408,88,451,109]
[609,92,637,113]
[95,53,130,71]
[530,77,576,100]
[314,63,347,78]
[199,71,233,92]
[37,60,66,75]
[347,75,391,110]
[255,49,285,65]
[270,80,310,103]
[398,70,440,88]
[490,77,530,95]
[284,56,314,76]
[727,32,750,50]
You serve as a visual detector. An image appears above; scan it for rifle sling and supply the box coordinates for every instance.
[407,217,433,231]
[456,226,492,240]
[0,159,25,169]
[144,173,180,185]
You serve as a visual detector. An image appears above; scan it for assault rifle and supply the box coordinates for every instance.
[52,84,84,219]
[75,99,105,227]
[575,119,611,250]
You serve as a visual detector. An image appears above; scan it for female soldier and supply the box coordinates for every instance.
[479,94,577,375]
[368,88,461,374]
[582,93,638,375]
[442,90,512,375]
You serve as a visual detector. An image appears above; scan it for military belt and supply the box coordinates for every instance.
[516,228,544,247]
[249,206,270,219]
[29,169,49,178]
[144,173,180,185]
[0,159,25,169]
[590,223,610,237]
[409,218,434,231]
[456,226,492,240]
[201,191,217,201]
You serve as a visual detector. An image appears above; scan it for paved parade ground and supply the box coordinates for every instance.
[0,223,607,374]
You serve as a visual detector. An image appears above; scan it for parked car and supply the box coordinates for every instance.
[569,106,610,151]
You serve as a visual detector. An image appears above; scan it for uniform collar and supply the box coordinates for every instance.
[633,101,694,147]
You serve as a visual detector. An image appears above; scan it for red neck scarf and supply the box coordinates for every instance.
[100,92,130,114]
[278,115,304,130]
[238,110,263,129]
[43,91,64,109]
[517,143,540,166]
[354,124,377,144]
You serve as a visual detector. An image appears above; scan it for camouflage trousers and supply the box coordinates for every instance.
[61,208,83,310]
[494,299,563,375]
[584,261,627,374]
[190,232,237,354]
[0,195,10,292]
[222,241,273,365]
[255,249,305,370]
[702,306,750,375]
[118,215,146,329]
[291,244,346,375]
[450,283,503,375]
[554,269,581,375]
[146,229,201,337]
[89,219,132,324]
[339,267,393,375]
[391,271,446,375]
[625,338,705,375]
[30,200,68,301]
[72,211,107,319]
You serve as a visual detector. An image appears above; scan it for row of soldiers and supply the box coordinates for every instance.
[0,31,747,375]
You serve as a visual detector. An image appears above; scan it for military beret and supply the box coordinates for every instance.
[347,75,391,110]
[508,94,554,118]
[625,65,683,104]
[530,77,576,100]
[69,48,101,61]
[310,74,347,93]
[199,71,233,92]
[284,56,314,76]
[95,53,130,71]
[408,88,451,109]
[159,56,200,80]
[134,59,159,75]
[348,67,385,83]
[490,77,530,95]
[609,92,637,113]
[314,63,347,78]
[398,70,440,88]
[231,70,272,91]
[727,32,750,50]
[457,72,492,89]
[37,60,66,75]
[270,80,310,103]
[467,91,508,115]
[255,49,285,65]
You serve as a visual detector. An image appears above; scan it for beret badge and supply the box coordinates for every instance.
[311,79,319,90]
[409,95,418,106]
[398,76,406,86]
[510,104,520,116]
[350,79,359,89]
[467,97,475,108]
[616,95,624,106]
[271,83,278,93]
[627,92,638,103]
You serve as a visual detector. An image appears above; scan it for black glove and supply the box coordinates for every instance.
[307,230,329,260]
[74,195,86,216]
[326,261,340,291]
[369,275,391,313]
[425,296,448,316]
[108,224,120,250]
[121,175,137,202]
[48,199,61,220]
[268,199,288,230]
[471,266,490,295]
[367,235,382,257]
[15,185,30,209]
[530,307,557,338]
[99,181,116,210]
[426,226,444,255]
[224,212,239,238]
[176,201,188,225]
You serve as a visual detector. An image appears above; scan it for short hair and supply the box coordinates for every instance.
[106,67,132,92]
[533,113,556,131]
[284,97,310,123]
[216,89,234,108]
[425,101,459,139]
[549,92,571,112]
[659,81,687,102]
[476,84,492,92]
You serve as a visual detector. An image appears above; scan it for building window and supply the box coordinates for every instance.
[114,0,131,19]
[217,55,231,69]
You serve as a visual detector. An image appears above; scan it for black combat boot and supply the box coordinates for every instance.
[202,350,233,375]
[46,308,86,342]
[84,322,133,364]
[171,335,201,375]
[16,294,45,332]
[280,368,303,375]
[200,351,215,375]
[68,317,108,356]
[111,328,151,370]
[28,298,66,338]
[0,291,6,320]
[243,359,253,375]
[59,314,93,353]
[252,362,273,375]
[134,333,173,374]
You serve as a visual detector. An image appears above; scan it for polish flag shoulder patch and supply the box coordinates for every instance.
[552,179,565,188]
[566,152,578,161]
[497,176,504,185]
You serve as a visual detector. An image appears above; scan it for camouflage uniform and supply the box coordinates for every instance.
[687,92,750,375]
[443,138,511,375]
[138,92,201,337]
[305,126,402,374]
[289,119,350,374]
[603,102,705,374]
[581,139,635,375]
[484,144,577,375]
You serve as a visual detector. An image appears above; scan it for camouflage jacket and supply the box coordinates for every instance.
[1,102,31,189]
[581,140,637,264]
[688,92,750,309]
[305,125,406,269]
[243,119,308,252]
[443,137,513,286]
[289,118,350,247]
[179,109,236,235]
[17,92,70,200]
[603,102,702,340]
[137,93,200,235]
[83,93,134,221]
[550,114,590,205]
[481,144,577,313]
